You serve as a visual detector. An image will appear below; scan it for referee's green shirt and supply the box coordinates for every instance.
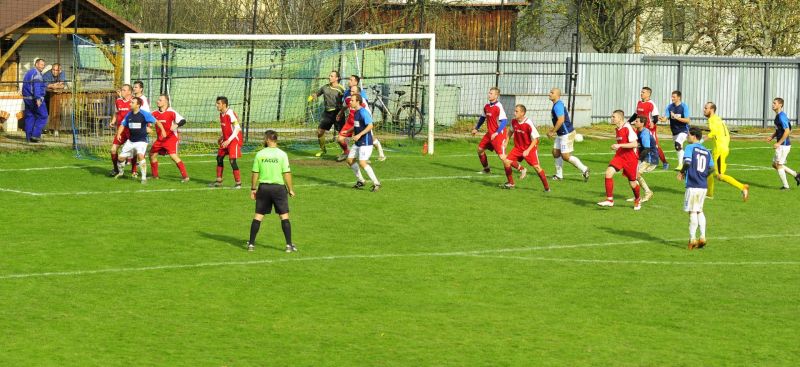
[252,147,290,185]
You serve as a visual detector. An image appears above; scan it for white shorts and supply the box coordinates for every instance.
[638,161,658,174]
[684,188,708,212]
[674,132,688,147]
[773,145,791,165]
[348,144,374,161]
[120,141,148,158]
[553,131,576,154]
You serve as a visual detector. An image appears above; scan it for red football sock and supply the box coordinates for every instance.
[510,161,521,170]
[130,159,137,174]
[505,165,514,184]
[604,177,614,200]
[658,146,667,164]
[338,140,348,153]
[111,153,118,171]
[538,170,550,190]
[478,152,488,169]
[233,169,241,183]
[150,161,159,178]
[633,185,641,200]
[216,166,223,179]
[176,161,188,178]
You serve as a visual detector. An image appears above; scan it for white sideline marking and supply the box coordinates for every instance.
[0,233,797,280]
[0,165,83,172]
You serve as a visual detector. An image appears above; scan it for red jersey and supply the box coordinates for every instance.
[114,98,131,127]
[219,108,242,142]
[635,100,659,124]
[342,101,367,132]
[511,117,539,148]
[482,101,508,135]
[151,108,184,141]
[615,123,638,160]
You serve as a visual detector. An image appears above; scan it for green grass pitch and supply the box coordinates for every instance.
[1,137,798,366]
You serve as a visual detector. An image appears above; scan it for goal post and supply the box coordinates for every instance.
[122,33,438,154]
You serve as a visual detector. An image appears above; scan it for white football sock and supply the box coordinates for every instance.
[689,212,699,240]
[374,139,385,157]
[637,176,651,193]
[778,167,789,188]
[784,166,798,177]
[568,156,588,172]
[363,164,380,185]
[138,159,147,180]
[676,150,683,167]
[351,163,364,182]
[698,212,706,238]
[554,157,564,177]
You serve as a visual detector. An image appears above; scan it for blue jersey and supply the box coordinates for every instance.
[683,143,714,189]
[343,89,369,104]
[638,128,659,164]
[352,108,374,146]
[665,102,690,135]
[774,111,791,146]
[551,100,573,136]
[22,69,47,101]
[121,110,156,143]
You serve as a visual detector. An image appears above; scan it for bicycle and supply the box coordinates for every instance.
[368,85,424,137]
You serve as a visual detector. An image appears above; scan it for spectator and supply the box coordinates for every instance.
[22,58,48,143]
[43,63,67,91]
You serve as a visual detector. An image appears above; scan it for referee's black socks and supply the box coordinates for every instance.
[249,219,261,245]
[281,219,292,245]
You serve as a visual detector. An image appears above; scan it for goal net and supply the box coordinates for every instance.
[63,33,436,156]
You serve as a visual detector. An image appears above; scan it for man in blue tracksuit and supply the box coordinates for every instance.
[22,58,48,142]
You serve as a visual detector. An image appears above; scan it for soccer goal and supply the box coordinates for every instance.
[112,33,438,155]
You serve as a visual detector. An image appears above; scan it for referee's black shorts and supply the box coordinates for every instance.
[318,110,342,132]
[255,183,289,215]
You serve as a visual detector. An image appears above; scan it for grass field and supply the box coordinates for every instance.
[1,136,799,366]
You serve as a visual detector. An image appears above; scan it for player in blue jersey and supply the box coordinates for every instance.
[769,97,799,189]
[346,94,381,192]
[628,116,658,203]
[114,97,156,183]
[678,126,714,250]
[546,88,589,181]
[659,90,691,170]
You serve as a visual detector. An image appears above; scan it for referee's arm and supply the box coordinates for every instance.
[283,171,295,197]
[250,171,259,200]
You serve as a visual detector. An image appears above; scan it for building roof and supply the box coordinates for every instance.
[0,0,140,38]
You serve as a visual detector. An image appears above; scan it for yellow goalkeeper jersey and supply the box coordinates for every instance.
[707,114,730,152]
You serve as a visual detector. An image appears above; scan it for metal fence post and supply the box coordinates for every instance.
[763,63,770,128]
[676,60,682,92]
[565,57,572,95]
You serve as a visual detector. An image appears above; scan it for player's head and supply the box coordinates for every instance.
[549,87,561,102]
[637,115,648,129]
[34,58,45,71]
[51,63,61,75]
[703,102,716,117]
[633,114,646,130]
[350,85,360,95]
[216,96,228,112]
[329,70,339,84]
[120,84,132,98]
[263,129,278,147]
[157,94,170,109]
[488,87,500,102]
[514,104,526,120]
[349,75,360,87]
[350,93,363,109]
[131,96,142,111]
[773,97,784,112]
[688,126,703,142]
[641,87,652,100]
[610,109,624,126]
[133,80,144,95]
[671,90,682,103]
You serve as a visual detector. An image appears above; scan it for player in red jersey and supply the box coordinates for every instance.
[471,87,511,183]
[149,94,189,182]
[598,110,642,210]
[210,96,243,188]
[336,85,364,160]
[108,84,133,176]
[628,86,668,169]
[503,104,550,191]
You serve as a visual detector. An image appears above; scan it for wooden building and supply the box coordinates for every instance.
[0,0,139,132]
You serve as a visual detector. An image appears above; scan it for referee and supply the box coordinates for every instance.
[248,130,296,252]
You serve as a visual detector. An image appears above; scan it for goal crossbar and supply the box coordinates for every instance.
[123,33,437,153]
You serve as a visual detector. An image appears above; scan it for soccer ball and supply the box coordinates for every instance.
[575,133,584,142]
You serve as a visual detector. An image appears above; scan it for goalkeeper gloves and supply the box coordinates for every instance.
[307,95,314,103]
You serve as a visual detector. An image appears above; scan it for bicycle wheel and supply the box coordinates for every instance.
[371,101,389,133]
[397,105,424,137]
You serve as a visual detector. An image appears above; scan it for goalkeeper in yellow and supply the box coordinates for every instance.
[703,102,749,201]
